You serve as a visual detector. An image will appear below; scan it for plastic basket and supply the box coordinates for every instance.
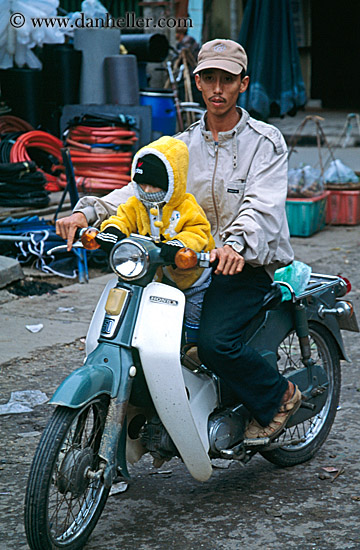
[326,190,360,225]
[286,192,329,237]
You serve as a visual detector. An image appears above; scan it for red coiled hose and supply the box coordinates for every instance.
[0,115,34,135]
[63,124,136,193]
[10,131,64,191]
[10,131,63,163]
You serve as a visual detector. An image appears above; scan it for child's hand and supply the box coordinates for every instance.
[95,227,127,253]
[159,241,184,263]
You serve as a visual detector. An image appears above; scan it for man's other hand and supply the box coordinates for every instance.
[210,245,245,275]
[56,212,88,251]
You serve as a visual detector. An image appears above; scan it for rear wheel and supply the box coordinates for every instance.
[25,396,110,550]
[261,323,341,466]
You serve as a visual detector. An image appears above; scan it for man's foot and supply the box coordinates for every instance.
[244,382,302,441]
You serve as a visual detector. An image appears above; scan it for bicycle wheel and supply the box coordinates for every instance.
[261,323,341,466]
[179,103,205,130]
[25,396,110,550]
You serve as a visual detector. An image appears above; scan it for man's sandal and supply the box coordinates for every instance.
[244,384,302,441]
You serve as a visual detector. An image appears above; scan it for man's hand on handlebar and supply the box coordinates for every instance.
[210,245,245,276]
[56,212,88,252]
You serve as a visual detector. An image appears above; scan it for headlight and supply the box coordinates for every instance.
[110,240,149,280]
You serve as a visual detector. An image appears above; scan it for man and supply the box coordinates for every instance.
[56,39,301,441]
[175,27,200,68]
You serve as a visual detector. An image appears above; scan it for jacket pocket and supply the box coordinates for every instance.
[226,179,246,197]
[225,180,246,215]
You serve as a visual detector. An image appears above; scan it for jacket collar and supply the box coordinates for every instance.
[200,107,249,143]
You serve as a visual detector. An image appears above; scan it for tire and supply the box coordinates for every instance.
[25,396,110,550]
[261,323,341,467]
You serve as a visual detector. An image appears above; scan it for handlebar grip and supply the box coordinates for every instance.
[211,257,219,271]
[74,227,83,241]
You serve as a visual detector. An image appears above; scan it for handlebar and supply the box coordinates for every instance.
[48,228,212,270]
[47,227,99,256]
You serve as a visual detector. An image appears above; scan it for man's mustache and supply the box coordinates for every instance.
[209,96,226,102]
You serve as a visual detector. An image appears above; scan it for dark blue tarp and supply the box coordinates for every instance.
[0,216,106,278]
[238,0,307,120]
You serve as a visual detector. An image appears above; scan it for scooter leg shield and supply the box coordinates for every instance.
[49,342,130,408]
[132,282,216,482]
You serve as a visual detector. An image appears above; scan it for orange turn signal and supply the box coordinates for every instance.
[175,248,198,269]
[344,301,354,317]
[81,227,100,250]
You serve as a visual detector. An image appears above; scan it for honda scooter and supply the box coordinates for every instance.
[25,230,359,550]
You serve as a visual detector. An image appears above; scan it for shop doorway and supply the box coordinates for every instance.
[311,1,360,108]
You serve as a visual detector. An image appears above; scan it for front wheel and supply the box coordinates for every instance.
[25,396,110,550]
[261,323,341,467]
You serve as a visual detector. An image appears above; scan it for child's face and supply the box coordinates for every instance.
[139,183,164,193]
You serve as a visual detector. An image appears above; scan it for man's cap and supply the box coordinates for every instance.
[133,153,168,191]
[193,39,247,76]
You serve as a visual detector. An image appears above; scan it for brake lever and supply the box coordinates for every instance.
[47,242,84,255]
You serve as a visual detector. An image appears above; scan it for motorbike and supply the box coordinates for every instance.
[24,229,359,550]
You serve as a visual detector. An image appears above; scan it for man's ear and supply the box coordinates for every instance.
[195,73,202,91]
[240,75,250,93]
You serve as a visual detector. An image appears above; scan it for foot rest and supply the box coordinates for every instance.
[243,437,271,447]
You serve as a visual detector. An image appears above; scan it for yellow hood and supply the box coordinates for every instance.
[131,136,189,211]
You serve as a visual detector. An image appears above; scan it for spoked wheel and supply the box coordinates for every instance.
[261,323,341,466]
[25,396,110,550]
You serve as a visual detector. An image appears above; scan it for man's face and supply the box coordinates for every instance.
[195,68,249,117]
[176,29,186,42]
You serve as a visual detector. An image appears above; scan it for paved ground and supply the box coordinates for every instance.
[0,225,359,550]
[269,108,360,172]
[0,272,114,364]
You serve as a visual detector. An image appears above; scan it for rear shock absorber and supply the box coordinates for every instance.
[294,300,312,365]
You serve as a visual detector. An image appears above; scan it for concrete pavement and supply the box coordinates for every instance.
[270,108,360,171]
[0,256,23,289]
[0,273,114,365]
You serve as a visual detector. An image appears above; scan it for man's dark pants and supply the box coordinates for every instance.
[198,264,288,427]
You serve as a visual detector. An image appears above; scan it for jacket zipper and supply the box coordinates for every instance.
[211,141,219,235]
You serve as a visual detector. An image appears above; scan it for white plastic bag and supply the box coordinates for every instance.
[324,159,359,184]
[57,0,108,37]
[0,390,48,415]
[81,0,107,19]
[288,164,324,198]
[0,0,65,69]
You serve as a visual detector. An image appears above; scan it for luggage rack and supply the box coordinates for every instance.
[278,273,346,302]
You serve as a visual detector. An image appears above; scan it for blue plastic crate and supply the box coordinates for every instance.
[286,192,329,237]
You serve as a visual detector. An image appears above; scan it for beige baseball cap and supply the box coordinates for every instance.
[193,39,247,75]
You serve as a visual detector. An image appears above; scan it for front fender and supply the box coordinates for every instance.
[50,342,130,408]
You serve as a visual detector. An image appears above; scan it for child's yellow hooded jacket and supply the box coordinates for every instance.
[101,136,215,289]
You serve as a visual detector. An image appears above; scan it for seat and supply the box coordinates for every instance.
[259,283,283,313]
[240,283,283,343]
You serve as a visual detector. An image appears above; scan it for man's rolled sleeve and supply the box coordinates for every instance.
[73,185,135,228]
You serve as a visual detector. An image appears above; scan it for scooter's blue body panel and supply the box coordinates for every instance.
[49,343,128,407]
[50,341,134,481]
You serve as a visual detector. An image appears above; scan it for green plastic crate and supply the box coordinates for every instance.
[286,192,329,237]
